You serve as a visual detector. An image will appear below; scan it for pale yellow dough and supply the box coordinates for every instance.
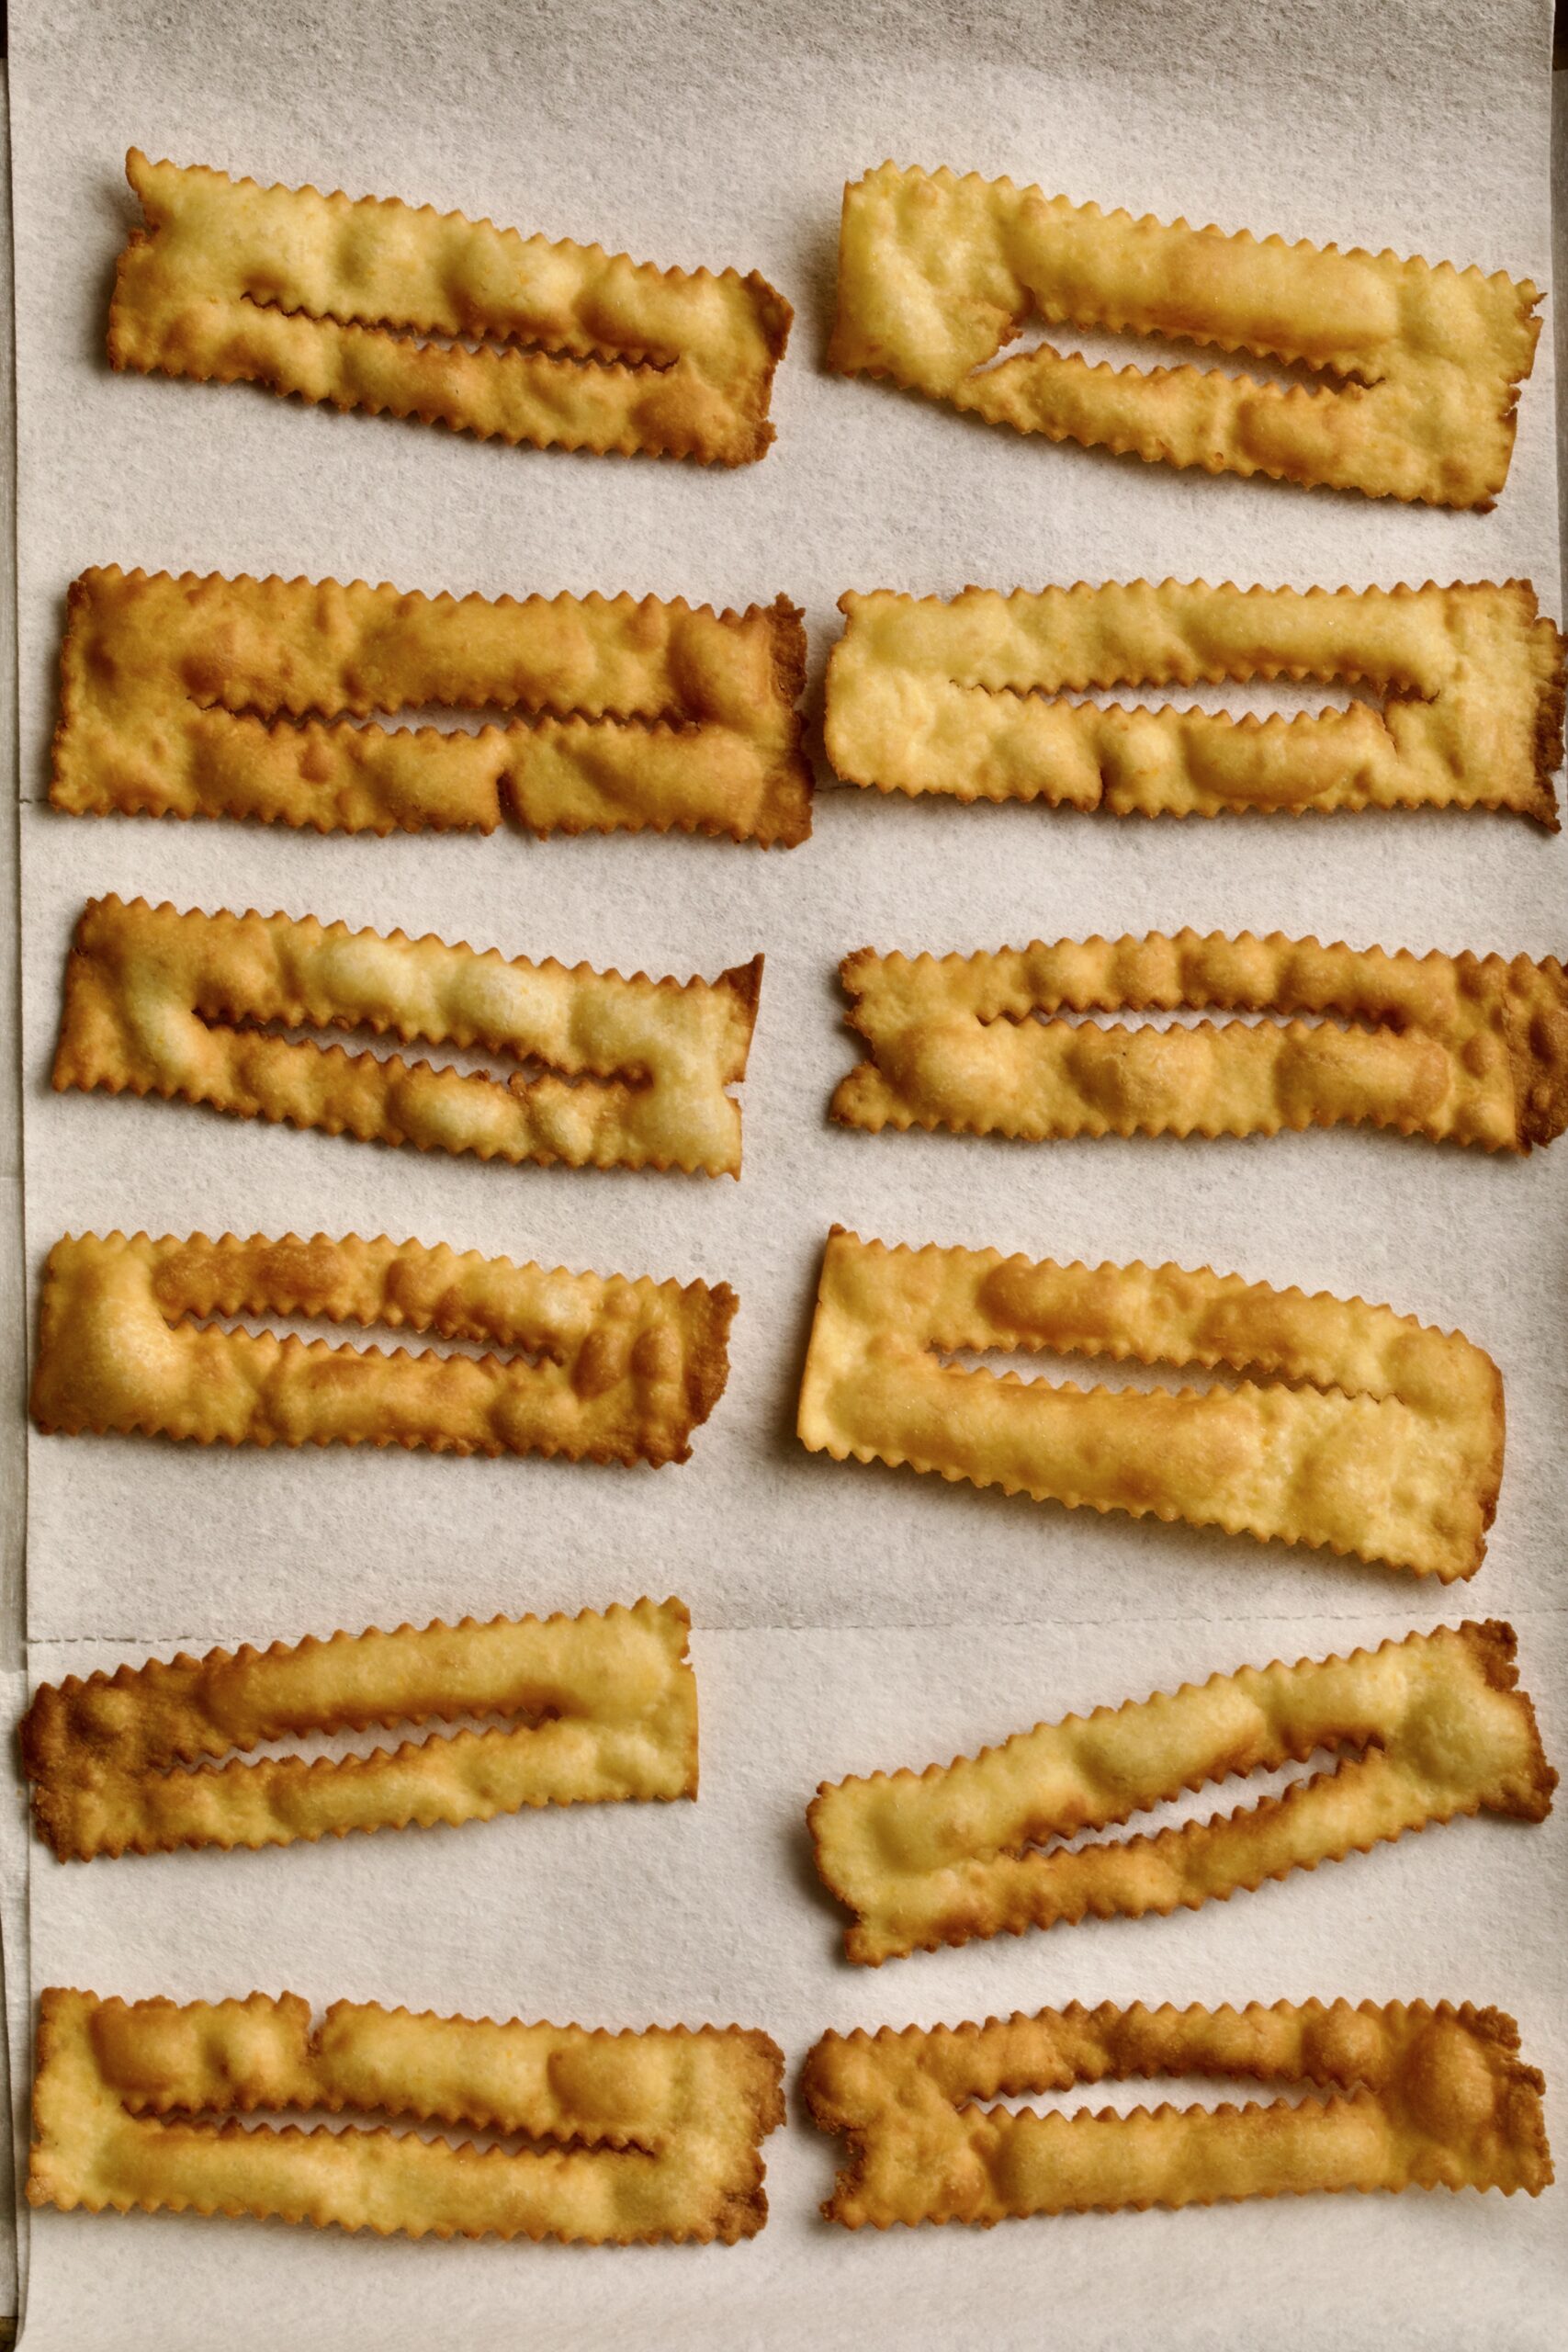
[24,1597,699,1859]
[805,2000,1552,2224]
[829,164,1540,504]
[825,582,1563,821]
[810,1621,1553,1962]
[833,932,1568,1150]
[30,1988,784,2243]
[54,896,762,1177]
[31,1231,734,1463]
[52,565,811,842]
[795,1229,1503,1577]
[110,150,793,464]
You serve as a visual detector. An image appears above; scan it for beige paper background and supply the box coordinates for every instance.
[7,0,1567,2342]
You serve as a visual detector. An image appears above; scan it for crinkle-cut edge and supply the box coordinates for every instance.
[59,1062,740,1179]
[828,1804,1468,1963]
[182,293,773,389]
[816,2165,1550,2231]
[803,1431,1474,1579]
[803,1995,1551,2220]
[46,1225,729,1317]
[1529,616,1568,827]
[75,888,765,1010]
[32,1416,694,1465]
[817,1223,1490,1357]
[36,2193,769,2245]
[848,163,1544,301]
[106,341,777,467]
[828,1781,1552,1967]
[53,772,810,851]
[807,1995,1533,2056]
[824,356,1511,509]
[824,761,1561,822]
[33,1984,784,2241]
[41,1756,701,1861]
[48,793,505,839]
[843,367,1511,510]
[810,1618,1555,1955]
[197,700,784,745]
[839,572,1548,626]
[962,312,1525,391]
[25,1595,696,1860]
[45,1983,782,2067]
[835,167,1537,506]
[826,591,1562,823]
[840,930,1566,989]
[33,1751,698,1864]
[77,565,809,693]
[831,1094,1540,1155]
[60,897,759,1176]
[835,930,1568,1157]
[31,1591,688,1717]
[34,1231,737,1462]
[51,791,806,846]
[127,148,795,323]
[56,569,812,833]
[805,1228,1504,1560]
[508,799,810,846]
[819,1617,1540,1799]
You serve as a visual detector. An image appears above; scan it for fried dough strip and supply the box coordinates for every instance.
[30,1231,734,1463]
[52,567,811,842]
[54,896,762,1177]
[810,1622,1553,1964]
[829,165,1540,505]
[804,1999,1552,2224]
[795,1229,1502,1577]
[23,1597,698,1860]
[825,582,1564,823]
[30,1989,784,2243]
[109,151,793,465]
[834,933,1568,1151]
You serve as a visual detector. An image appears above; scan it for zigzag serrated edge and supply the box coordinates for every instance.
[32,1987,784,2241]
[807,1621,1554,1961]
[25,1597,696,1860]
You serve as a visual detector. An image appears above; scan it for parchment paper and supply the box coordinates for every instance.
[7,1,1566,2343]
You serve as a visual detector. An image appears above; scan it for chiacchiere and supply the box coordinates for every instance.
[829,164,1541,505]
[824,582,1565,822]
[804,2000,1553,2224]
[832,933,1568,1151]
[51,567,812,842]
[108,150,793,464]
[810,1621,1555,1964]
[796,1230,1503,1577]
[29,1989,785,2243]
[23,1597,699,1860]
[30,1231,734,1463]
[54,897,764,1177]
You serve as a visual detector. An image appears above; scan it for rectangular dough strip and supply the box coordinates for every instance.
[804,1999,1552,2224]
[52,566,811,842]
[31,1231,734,1463]
[829,164,1540,505]
[30,1988,784,2244]
[23,1596,698,1860]
[54,896,763,1178]
[834,933,1568,1151]
[809,1621,1554,1963]
[825,582,1563,822]
[795,1229,1502,1577]
[109,150,793,465]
